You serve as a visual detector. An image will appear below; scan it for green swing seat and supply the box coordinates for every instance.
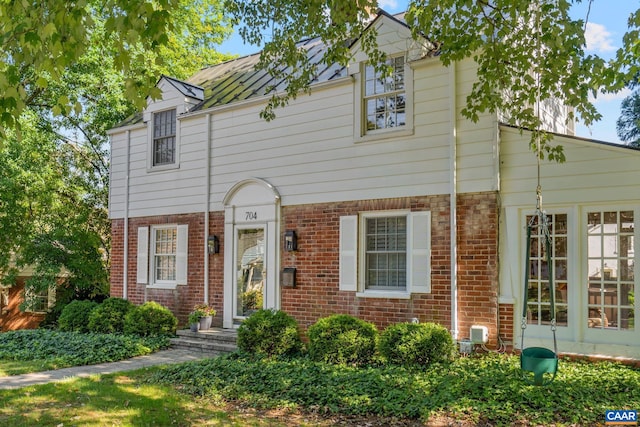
[520,347,558,386]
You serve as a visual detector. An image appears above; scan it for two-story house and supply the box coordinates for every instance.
[108,10,640,360]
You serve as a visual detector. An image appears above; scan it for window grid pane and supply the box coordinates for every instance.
[587,210,635,331]
[364,56,406,131]
[153,109,176,166]
[526,213,569,327]
[154,228,177,282]
[365,216,407,290]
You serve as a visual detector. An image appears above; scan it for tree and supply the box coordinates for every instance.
[225,0,640,161]
[0,1,233,316]
[617,90,640,147]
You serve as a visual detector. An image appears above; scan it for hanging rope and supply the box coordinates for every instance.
[518,0,559,386]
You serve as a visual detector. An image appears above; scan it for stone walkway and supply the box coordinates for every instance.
[0,349,210,390]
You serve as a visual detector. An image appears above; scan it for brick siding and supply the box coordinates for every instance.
[110,191,502,345]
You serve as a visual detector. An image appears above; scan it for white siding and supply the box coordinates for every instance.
[500,127,640,206]
[110,15,501,219]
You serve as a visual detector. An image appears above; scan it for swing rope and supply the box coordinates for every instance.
[518,1,558,386]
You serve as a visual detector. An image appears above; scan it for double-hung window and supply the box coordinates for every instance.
[339,211,430,297]
[364,216,407,291]
[364,56,406,132]
[153,227,178,284]
[137,224,188,289]
[153,109,176,166]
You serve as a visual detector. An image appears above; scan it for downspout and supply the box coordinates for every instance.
[448,62,459,340]
[123,130,131,300]
[204,113,212,304]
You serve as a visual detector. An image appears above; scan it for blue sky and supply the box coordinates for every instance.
[217,1,639,144]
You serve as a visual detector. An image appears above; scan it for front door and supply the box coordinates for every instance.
[234,227,265,319]
[222,178,281,328]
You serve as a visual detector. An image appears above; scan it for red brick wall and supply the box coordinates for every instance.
[280,192,500,347]
[0,281,46,332]
[110,212,225,327]
[111,191,501,344]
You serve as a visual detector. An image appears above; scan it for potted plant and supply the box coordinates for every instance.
[194,304,216,330]
[188,309,205,332]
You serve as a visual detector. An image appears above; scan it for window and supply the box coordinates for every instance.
[153,109,176,166]
[526,213,569,327]
[136,225,188,288]
[153,227,178,283]
[364,56,406,132]
[339,211,430,296]
[586,210,635,331]
[24,286,55,313]
[364,216,407,290]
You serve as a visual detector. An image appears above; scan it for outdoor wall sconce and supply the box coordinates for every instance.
[207,235,220,254]
[284,230,297,252]
[282,267,296,287]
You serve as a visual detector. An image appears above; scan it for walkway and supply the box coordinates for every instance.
[0,349,210,390]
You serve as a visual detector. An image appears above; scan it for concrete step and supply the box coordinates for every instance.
[170,327,238,356]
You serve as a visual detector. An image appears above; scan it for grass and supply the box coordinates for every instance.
[0,370,300,427]
[0,359,60,376]
[1,329,639,426]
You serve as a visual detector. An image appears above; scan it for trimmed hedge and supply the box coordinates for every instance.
[88,297,134,334]
[237,309,303,357]
[307,314,378,366]
[58,300,99,333]
[379,322,456,367]
[123,301,178,337]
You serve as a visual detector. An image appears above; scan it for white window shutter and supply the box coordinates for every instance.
[176,224,189,285]
[339,215,358,291]
[137,227,149,284]
[410,211,431,293]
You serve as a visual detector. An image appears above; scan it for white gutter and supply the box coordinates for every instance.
[448,62,459,340]
[204,113,212,304]
[123,130,131,299]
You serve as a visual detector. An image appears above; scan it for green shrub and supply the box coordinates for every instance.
[237,309,303,357]
[58,300,99,332]
[307,314,378,366]
[123,301,178,337]
[379,322,456,367]
[88,297,134,334]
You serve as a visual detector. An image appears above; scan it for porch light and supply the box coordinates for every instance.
[208,235,220,254]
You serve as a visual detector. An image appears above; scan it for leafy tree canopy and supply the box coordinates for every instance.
[0,0,232,312]
[225,0,640,161]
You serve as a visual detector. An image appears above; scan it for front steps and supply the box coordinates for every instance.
[170,328,238,356]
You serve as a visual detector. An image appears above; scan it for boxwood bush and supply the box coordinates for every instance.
[58,300,99,333]
[307,314,378,366]
[379,321,456,367]
[237,309,303,357]
[88,297,134,334]
[123,301,178,337]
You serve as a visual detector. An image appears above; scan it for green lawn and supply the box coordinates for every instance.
[1,329,639,426]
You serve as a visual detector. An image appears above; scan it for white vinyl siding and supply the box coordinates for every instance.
[339,211,430,297]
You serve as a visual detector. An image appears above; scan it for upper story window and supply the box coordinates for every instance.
[153,109,176,166]
[364,56,406,132]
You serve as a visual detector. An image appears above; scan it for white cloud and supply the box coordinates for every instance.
[378,0,399,11]
[589,87,632,103]
[584,22,616,53]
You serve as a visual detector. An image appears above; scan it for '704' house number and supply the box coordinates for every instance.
[245,211,258,220]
